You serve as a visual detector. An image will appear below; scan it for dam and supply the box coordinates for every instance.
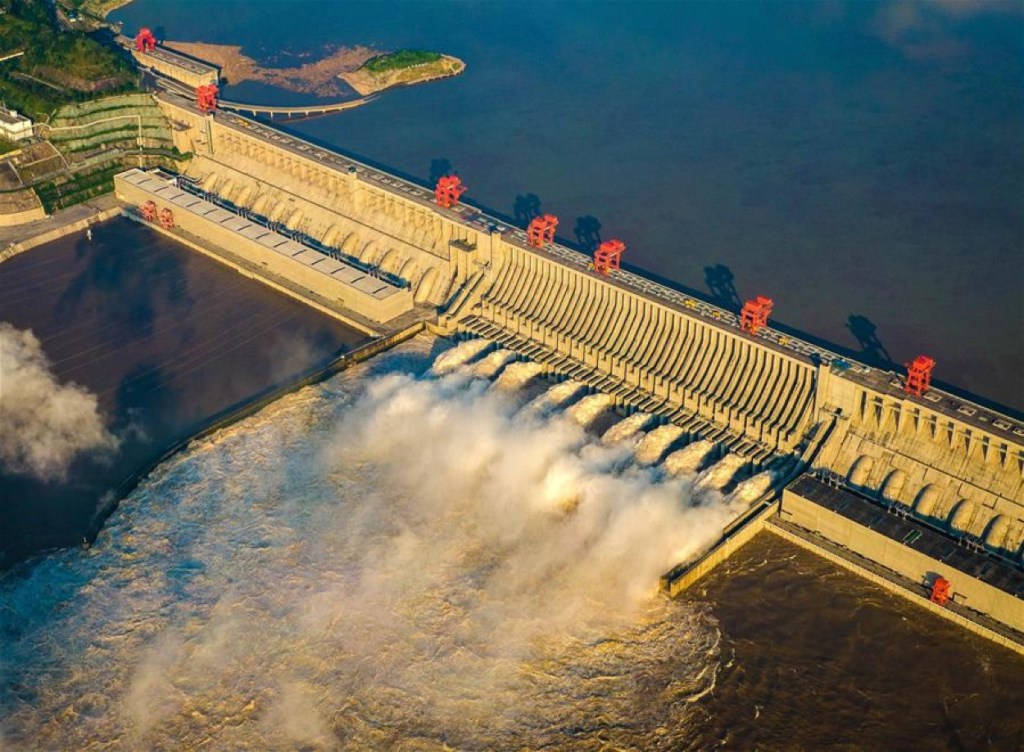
[113,92,1024,651]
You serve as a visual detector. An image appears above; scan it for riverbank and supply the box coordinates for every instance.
[0,193,121,263]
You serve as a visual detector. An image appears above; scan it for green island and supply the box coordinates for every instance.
[364,49,442,74]
[341,49,465,96]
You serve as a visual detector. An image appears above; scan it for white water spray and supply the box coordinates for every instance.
[635,424,685,465]
[602,412,654,445]
[430,338,493,375]
[0,339,737,750]
[566,392,614,428]
[492,360,544,391]
[663,439,715,476]
[729,470,774,504]
[697,453,747,491]
[471,348,518,379]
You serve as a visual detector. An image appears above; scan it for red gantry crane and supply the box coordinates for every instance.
[930,576,951,606]
[527,214,558,248]
[739,296,773,336]
[904,355,936,397]
[196,84,219,113]
[434,175,466,208]
[593,239,624,276]
[135,27,157,53]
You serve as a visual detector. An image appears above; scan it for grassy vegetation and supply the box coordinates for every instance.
[0,137,18,155]
[0,0,137,118]
[33,162,123,213]
[364,50,442,74]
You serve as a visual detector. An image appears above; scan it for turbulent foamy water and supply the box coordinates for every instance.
[0,338,749,750]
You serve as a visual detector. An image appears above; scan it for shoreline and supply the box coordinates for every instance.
[0,194,122,264]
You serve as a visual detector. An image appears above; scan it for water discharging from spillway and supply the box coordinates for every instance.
[697,453,748,491]
[522,378,587,417]
[0,338,745,750]
[602,412,654,445]
[635,424,686,465]
[471,348,518,379]
[430,337,492,374]
[492,360,544,391]
[566,392,614,428]
[664,439,716,476]
[729,470,774,504]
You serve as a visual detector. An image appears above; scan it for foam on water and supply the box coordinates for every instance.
[635,424,686,465]
[0,338,735,750]
[663,439,715,477]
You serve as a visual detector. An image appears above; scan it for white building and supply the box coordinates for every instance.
[0,105,34,141]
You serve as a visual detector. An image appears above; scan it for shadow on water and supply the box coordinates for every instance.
[574,215,602,252]
[513,193,542,224]
[704,264,742,310]
[846,314,894,370]
[114,362,178,438]
[58,229,191,339]
[428,158,454,185]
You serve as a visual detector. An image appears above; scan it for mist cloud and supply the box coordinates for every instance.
[0,341,738,748]
[0,322,117,481]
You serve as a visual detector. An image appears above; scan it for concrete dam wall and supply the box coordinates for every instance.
[148,94,1024,568]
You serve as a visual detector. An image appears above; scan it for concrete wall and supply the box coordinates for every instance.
[155,97,486,309]
[132,50,219,88]
[779,488,1024,632]
[766,522,1024,656]
[661,502,778,597]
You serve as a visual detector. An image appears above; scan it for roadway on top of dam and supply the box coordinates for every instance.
[160,92,1024,440]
